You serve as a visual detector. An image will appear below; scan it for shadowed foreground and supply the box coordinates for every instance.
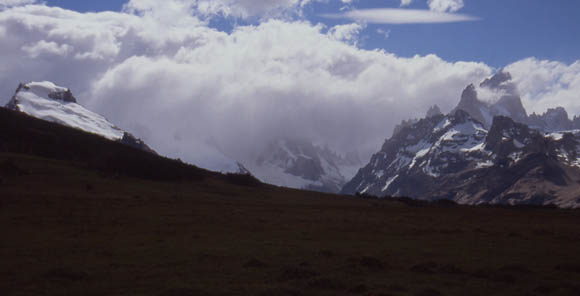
[1,153,580,296]
[1,108,580,296]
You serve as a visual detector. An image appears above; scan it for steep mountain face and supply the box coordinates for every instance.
[343,72,580,208]
[453,71,528,128]
[5,81,156,153]
[248,138,361,193]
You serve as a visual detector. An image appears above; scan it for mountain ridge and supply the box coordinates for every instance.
[6,81,157,154]
[342,72,580,208]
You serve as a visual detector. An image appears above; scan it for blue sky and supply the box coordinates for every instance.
[43,0,580,68]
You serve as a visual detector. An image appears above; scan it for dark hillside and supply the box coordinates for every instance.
[0,107,253,183]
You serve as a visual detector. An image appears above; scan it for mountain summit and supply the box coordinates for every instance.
[5,81,156,154]
[453,71,580,132]
[453,71,527,128]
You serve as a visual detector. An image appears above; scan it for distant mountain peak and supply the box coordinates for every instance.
[454,72,531,129]
[480,70,512,90]
[250,138,362,193]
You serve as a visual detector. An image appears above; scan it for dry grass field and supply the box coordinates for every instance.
[2,152,580,296]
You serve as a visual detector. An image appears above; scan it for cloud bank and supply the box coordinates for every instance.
[506,58,580,116]
[0,0,36,8]
[0,1,578,172]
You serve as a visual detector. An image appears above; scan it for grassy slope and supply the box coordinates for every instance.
[1,109,580,296]
[2,154,580,296]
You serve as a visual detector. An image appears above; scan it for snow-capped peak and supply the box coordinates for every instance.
[6,81,124,141]
[24,81,74,102]
[343,71,580,208]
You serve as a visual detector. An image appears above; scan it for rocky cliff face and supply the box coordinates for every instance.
[342,72,580,208]
[453,71,528,129]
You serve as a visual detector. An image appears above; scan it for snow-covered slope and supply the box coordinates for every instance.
[7,82,124,140]
[247,139,361,193]
[4,81,161,154]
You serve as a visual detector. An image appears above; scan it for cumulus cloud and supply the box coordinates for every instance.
[427,0,464,13]
[327,22,364,44]
[21,40,73,58]
[5,2,577,173]
[124,0,326,21]
[321,8,478,24]
[0,3,491,169]
[506,58,580,117]
[0,0,36,8]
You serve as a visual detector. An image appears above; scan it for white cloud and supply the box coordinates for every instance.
[322,8,478,24]
[400,0,413,7]
[0,3,492,169]
[327,22,364,44]
[427,0,464,13]
[0,0,36,8]
[506,58,580,117]
[21,40,73,58]
[7,2,579,174]
[376,28,390,39]
[123,0,326,20]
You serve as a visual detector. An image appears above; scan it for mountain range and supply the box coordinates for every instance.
[4,74,580,207]
[342,71,580,208]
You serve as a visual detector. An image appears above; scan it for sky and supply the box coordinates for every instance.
[39,0,580,67]
[0,0,579,171]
